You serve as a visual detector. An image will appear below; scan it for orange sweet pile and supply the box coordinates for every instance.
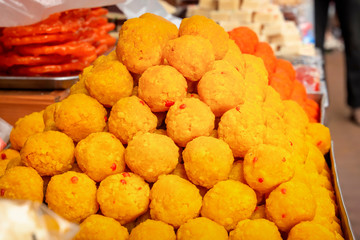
[0,8,115,76]
[229,27,320,122]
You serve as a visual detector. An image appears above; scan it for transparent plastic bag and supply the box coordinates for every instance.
[0,199,79,240]
[117,0,181,27]
[0,118,12,151]
[0,0,125,27]
[0,0,181,28]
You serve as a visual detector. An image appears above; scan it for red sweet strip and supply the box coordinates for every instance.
[0,53,73,68]
[15,41,96,57]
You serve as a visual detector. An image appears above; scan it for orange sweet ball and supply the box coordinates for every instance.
[304,98,320,123]
[179,15,229,60]
[228,26,259,54]
[290,80,307,105]
[139,13,178,41]
[269,72,294,100]
[275,58,296,81]
[266,180,316,232]
[223,39,246,77]
[254,42,276,74]
[306,123,331,155]
[163,35,215,82]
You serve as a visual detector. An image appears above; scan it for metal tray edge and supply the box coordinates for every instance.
[331,141,355,240]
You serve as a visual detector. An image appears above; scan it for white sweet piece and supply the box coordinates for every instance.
[241,0,270,10]
[298,43,316,56]
[241,22,262,35]
[219,21,240,31]
[210,10,231,22]
[230,10,253,24]
[278,41,302,55]
[188,7,211,18]
[199,0,217,10]
[262,21,285,36]
[218,0,240,11]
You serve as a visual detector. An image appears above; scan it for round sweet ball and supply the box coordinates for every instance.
[179,15,229,60]
[285,129,309,163]
[177,217,228,240]
[10,111,45,150]
[263,86,284,116]
[306,123,331,155]
[84,58,133,107]
[0,166,43,202]
[229,219,282,240]
[0,149,17,177]
[218,102,265,158]
[243,144,295,194]
[108,95,157,144]
[150,175,202,228]
[74,214,129,240]
[242,54,268,80]
[223,39,246,76]
[45,171,98,223]
[283,100,309,134]
[165,97,215,147]
[201,180,257,231]
[265,180,316,232]
[43,102,61,131]
[138,65,187,112]
[139,13,178,41]
[21,131,75,176]
[198,60,246,117]
[75,132,126,182]
[125,132,179,182]
[0,161,11,176]
[97,172,150,224]
[182,136,234,188]
[0,149,20,161]
[305,142,326,174]
[163,35,215,81]
[129,219,176,240]
[55,93,107,142]
[70,66,91,96]
[311,186,336,221]
[116,18,163,74]
[288,221,336,240]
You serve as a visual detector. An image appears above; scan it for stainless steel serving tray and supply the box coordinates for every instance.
[330,142,355,240]
[0,75,79,90]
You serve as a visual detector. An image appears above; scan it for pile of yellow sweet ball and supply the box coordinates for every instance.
[0,13,342,240]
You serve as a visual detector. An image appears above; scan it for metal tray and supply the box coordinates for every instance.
[0,75,79,90]
[307,90,328,125]
[330,142,355,240]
